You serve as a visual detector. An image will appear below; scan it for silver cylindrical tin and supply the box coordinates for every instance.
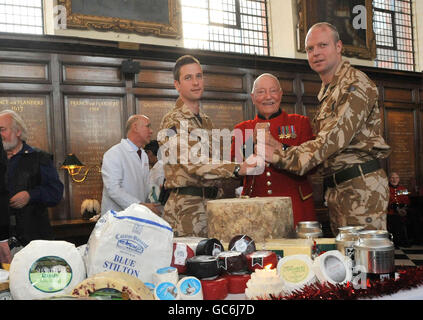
[335,226,360,262]
[354,230,395,274]
[296,221,323,239]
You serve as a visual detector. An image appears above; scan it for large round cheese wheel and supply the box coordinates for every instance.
[9,240,86,300]
[207,197,294,242]
[228,234,256,254]
[72,271,154,300]
[200,277,228,300]
[196,238,224,256]
[186,255,219,279]
[217,251,248,274]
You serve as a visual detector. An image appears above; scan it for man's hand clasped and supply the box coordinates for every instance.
[253,122,283,165]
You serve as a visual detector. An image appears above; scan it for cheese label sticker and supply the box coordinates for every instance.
[174,243,188,265]
[179,278,201,297]
[279,259,309,283]
[155,282,178,300]
[29,256,72,293]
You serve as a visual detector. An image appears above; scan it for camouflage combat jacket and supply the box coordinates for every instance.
[158,98,237,189]
[272,60,391,177]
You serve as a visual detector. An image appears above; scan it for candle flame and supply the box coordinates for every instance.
[264,264,273,270]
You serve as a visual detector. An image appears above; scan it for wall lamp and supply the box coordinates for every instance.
[61,153,101,183]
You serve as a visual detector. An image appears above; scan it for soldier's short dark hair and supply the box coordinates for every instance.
[173,55,201,81]
[144,140,159,156]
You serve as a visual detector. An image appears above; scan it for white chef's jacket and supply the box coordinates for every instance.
[100,138,150,215]
[148,159,165,203]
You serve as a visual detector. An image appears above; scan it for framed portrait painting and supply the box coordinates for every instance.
[297,0,376,59]
[57,0,182,38]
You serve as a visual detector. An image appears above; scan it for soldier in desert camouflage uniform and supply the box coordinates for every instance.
[158,55,260,237]
[260,23,391,235]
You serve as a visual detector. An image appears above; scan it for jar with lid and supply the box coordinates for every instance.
[354,230,395,280]
[335,226,364,264]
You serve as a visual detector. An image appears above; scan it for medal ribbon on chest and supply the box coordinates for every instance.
[278,125,296,140]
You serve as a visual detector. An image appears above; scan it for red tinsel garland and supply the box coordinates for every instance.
[268,266,423,300]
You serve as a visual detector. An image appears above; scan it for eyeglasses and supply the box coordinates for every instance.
[254,88,281,97]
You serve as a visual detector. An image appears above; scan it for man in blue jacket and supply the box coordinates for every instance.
[0,110,64,247]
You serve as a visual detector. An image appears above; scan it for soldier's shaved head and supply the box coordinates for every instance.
[306,22,340,45]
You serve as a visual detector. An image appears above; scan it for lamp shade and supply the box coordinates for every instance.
[61,153,85,168]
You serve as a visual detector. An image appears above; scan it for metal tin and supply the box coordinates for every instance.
[335,226,364,263]
[354,230,395,274]
[296,221,323,239]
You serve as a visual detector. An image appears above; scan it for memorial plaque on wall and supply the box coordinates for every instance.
[202,102,245,198]
[0,96,49,151]
[202,102,244,130]
[387,110,415,187]
[65,97,123,218]
[137,99,175,140]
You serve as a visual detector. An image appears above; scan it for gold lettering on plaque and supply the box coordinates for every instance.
[66,97,123,218]
[0,96,48,151]
[202,102,244,130]
[387,110,415,185]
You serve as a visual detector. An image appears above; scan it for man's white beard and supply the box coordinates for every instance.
[2,134,19,152]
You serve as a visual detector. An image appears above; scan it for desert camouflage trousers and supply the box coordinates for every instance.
[163,190,209,237]
[325,169,389,236]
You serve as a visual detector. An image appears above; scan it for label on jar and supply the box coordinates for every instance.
[279,259,309,284]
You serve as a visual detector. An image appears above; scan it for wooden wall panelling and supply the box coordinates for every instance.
[58,55,130,221]
[63,64,123,86]
[384,87,415,104]
[136,67,174,89]
[135,58,180,138]
[202,100,245,131]
[50,54,68,221]
[59,54,125,86]
[275,72,297,115]
[385,108,416,189]
[63,95,125,219]
[0,60,49,83]
[299,73,321,120]
[137,98,176,140]
[137,68,174,89]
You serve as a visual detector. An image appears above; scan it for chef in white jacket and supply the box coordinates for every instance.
[101,114,160,215]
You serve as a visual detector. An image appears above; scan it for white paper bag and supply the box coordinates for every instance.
[85,203,173,284]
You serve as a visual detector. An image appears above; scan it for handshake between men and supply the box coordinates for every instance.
[243,122,285,174]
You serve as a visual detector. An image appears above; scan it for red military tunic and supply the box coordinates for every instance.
[388,184,410,215]
[231,109,316,226]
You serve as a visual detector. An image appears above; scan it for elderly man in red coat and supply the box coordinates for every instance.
[231,73,316,227]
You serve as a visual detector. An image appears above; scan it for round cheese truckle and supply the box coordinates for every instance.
[9,240,86,300]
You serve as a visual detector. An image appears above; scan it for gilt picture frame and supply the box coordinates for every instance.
[297,0,376,60]
[57,0,182,38]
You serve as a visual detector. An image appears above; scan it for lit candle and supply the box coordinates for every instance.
[251,264,276,280]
